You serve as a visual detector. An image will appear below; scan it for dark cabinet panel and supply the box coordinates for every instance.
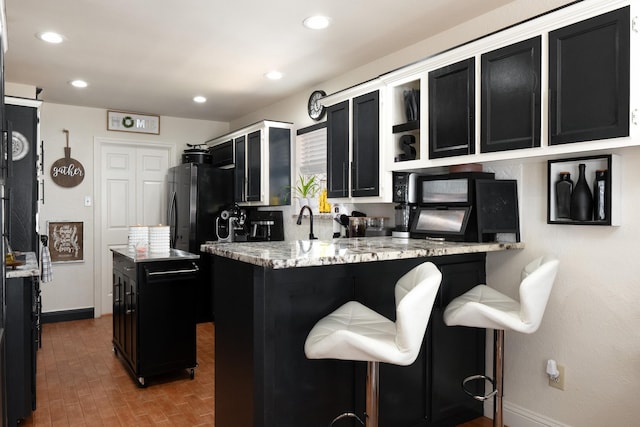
[481,36,541,153]
[326,100,350,198]
[268,127,291,205]
[6,104,38,253]
[6,277,38,426]
[549,6,630,145]
[234,136,246,202]
[429,58,475,159]
[352,90,379,197]
[246,130,261,202]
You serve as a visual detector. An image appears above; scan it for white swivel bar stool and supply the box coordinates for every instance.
[304,262,442,427]
[443,255,559,427]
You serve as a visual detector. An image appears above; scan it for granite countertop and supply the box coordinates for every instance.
[7,251,40,279]
[201,236,524,269]
[110,247,200,263]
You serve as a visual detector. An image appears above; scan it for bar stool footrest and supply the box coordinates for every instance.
[462,374,497,402]
[329,412,365,426]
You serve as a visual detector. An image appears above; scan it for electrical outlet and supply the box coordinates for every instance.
[549,364,565,390]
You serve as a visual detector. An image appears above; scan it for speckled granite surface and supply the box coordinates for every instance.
[111,247,199,263]
[7,252,40,279]
[201,237,524,269]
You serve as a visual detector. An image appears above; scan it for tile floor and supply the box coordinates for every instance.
[20,315,488,426]
[21,316,214,426]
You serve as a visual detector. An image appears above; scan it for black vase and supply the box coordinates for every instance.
[555,172,573,219]
[570,163,593,221]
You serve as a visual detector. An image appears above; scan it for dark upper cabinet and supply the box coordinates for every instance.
[233,136,246,202]
[481,36,541,153]
[549,6,630,145]
[267,127,292,205]
[351,90,379,197]
[429,58,476,159]
[246,130,261,202]
[327,100,350,198]
[6,104,39,253]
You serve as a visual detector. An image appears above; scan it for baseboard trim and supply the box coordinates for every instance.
[41,308,95,324]
[483,400,571,427]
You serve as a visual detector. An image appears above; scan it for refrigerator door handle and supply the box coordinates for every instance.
[168,191,177,247]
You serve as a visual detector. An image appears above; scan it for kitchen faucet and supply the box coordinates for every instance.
[296,205,317,240]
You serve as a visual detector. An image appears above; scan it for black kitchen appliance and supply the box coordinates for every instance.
[182,143,212,164]
[410,172,496,242]
[167,163,234,322]
[392,172,419,238]
[215,204,248,243]
[247,210,284,242]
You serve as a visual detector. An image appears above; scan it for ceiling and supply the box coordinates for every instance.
[4,0,514,122]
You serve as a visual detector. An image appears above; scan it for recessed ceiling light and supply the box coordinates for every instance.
[265,70,283,80]
[303,16,331,30]
[193,96,207,103]
[36,31,64,44]
[69,80,88,88]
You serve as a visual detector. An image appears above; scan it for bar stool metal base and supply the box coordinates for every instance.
[329,361,379,427]
[460,330,504,427]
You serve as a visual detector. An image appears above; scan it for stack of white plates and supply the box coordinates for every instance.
[149,225,170,253]
[128,226,149,253]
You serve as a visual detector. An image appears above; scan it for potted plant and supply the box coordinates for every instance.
[293,174,320,210]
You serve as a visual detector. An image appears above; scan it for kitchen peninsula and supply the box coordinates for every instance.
[202,237,523,427]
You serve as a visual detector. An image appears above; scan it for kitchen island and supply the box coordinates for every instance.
[110,248,200,386]
[202,237,523,427]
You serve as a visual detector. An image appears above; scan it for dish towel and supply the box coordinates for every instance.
[41,245,53,282]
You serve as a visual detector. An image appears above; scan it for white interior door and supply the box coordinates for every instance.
[96,139,172,316]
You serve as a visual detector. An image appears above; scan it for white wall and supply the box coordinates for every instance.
[35,102,228,314]
[11,0,638,424]
[231,0,639,425]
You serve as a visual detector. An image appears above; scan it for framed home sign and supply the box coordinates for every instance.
[48,221,84,263]
[107,110,160,134]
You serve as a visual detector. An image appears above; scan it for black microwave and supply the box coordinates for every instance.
[415,172,494,206]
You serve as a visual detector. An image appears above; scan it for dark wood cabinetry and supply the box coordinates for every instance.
[6,104,39,253]
[549,6,630,145]
[246,130,261,202]
[6,277,39,426]
[327,90,380,198]
[225,123,291,206]
[481,37,541,153]
[234,136,246,202]
[352,90,380,197]
[326,100,350,198]
[429,58,475,159]
[112,251,198,387]
[213,253,485,426]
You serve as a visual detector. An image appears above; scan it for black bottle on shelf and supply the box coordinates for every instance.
[593,169,608,221]
[555,172,573,219]
[570,163,593,221]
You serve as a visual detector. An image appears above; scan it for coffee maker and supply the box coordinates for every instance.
[392,172,418,238]
[215,205,248,242]
[247,210,284,242]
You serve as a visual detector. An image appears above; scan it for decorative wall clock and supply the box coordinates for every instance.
[307,90,327,121]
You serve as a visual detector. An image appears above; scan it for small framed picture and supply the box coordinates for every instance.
[48,221,84,263]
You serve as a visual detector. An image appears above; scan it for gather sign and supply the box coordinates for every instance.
[50,130,85,188]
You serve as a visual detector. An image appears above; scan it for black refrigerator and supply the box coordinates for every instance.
[167,163,233,323]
